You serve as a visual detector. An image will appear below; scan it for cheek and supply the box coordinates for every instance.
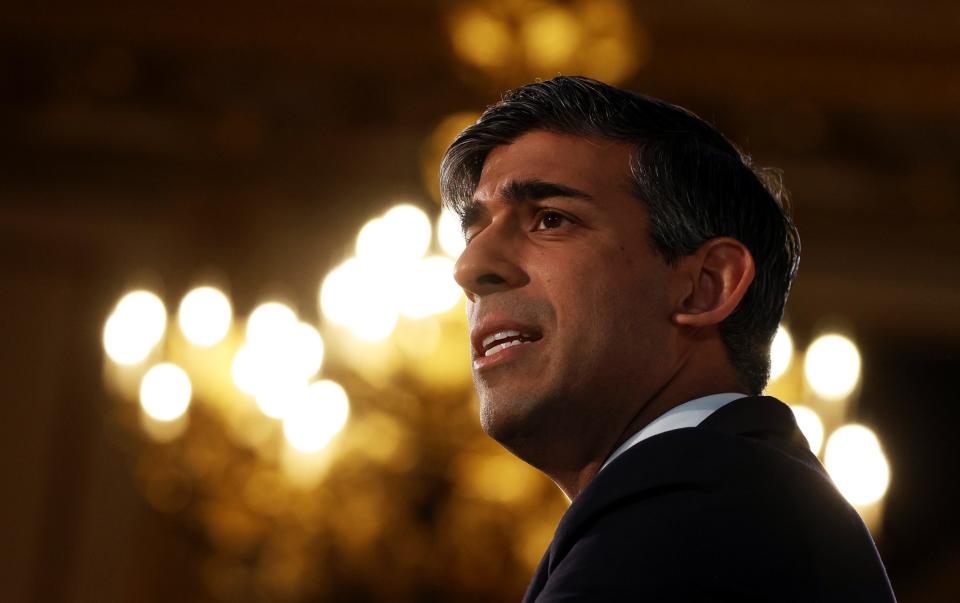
[562,252,671,345]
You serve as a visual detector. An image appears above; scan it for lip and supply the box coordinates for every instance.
[472,336,541,371]
[470,318,543,364]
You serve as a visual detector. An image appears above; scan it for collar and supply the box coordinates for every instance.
[599,392,749,473]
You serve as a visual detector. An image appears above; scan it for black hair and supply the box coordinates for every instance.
[440,75,800,394]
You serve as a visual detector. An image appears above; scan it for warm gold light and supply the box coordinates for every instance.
[575,0,648,83]
[355,204,431,268]
[230,318,324,413]
[140,362,192,422]
[283,380,350,453]
[289,321,324,381]
[421,112,480,203]
[804,334,862,400]
[824,424,890,506]
[397,256,463,319]
[246,301,298,346]
[320,258,399,341]
[521,6,581,70]
[230,344,260,396]
[178,286,232,346]
[445,0,645,85]
[355,217,389,261]
[103,290,167,365]
[437,208,466,258]
[769,325,794,381]
[255,382,305,420]
[789,404,824,455]
[449,6,511,69]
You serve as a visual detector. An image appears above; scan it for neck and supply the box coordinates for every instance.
[548,339,746,500]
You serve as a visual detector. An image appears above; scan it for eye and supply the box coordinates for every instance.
[534,210,571,231]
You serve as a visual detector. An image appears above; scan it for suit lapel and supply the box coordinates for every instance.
[525,396,812,601]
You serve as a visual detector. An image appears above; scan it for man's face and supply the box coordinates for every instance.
[453,131,682,459]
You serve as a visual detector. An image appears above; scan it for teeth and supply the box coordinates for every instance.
[482,330,521,349]
[484,338,527,357]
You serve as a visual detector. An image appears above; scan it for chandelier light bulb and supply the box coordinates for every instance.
[178,286,232,346]
[769,325,794,382]
[103,290,168,365]
[140,363,192,422]
[804,333,861,400]
[824,424,891,506]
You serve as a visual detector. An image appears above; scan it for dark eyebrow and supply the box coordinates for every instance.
[460,179,594,233]
[501,179,594,204]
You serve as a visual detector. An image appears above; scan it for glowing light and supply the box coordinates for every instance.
[289,321,324,380]
[522,7,581,70]
[804,334,861,400]
[449,7,511,69]
[230,344,260,396]
[437,208,466,258]
[177,286,232,346]
[790,405,824,455]
[824,424,890,506]
[231,321,324,409]
[421,112,480,203]
[254,382,304,420]
[356,204,432,266]
[355,217,390,261]
[283,380,350,453]
[246,302,298,345]
[395,315,443,359]
[140,363,192,421]
[320,258,399,341]
[383,204,432,262]
[398,256,463,319]
[103,290,167,365]
[576,0,648,84]
[769,325,794,381]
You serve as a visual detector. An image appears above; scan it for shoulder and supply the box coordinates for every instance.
[537,424,894,602]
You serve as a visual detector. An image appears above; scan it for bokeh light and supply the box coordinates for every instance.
[246,302,298,346]
[230,344,260,396]
[448,6,511,69]
[383,204,432,262]
[140,363,192,421]
[445,0,645,85]
[289,321,324,380]
[397,256,463,319]
[355,217,390,261]
[522,6,581,70]
[283,380,350,453]
[824,424,891,506]
[254,382,305,420]
[178,286,232,346]
[769,325,794,381]
[230,319,325,413]
[356,204,432,266]
[790,404,825,455]
[320,258,399,341]
[805,333,862,400]
[437,208,466,258]
[103,290,167,365]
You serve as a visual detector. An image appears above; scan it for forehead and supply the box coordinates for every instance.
[475,131,634,200]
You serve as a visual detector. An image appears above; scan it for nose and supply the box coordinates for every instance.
[453,221,528,301]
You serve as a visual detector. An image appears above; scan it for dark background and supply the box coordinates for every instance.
[1,1,958,601]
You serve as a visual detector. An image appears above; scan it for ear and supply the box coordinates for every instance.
[672,237,755,327]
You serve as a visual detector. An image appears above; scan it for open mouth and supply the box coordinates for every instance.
[480,329,543,357]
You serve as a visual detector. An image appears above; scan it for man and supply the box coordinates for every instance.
[441,76,895,601]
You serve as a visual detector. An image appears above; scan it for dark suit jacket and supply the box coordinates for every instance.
[522,396,896,602]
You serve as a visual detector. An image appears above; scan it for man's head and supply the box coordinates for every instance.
[441,76,799,484]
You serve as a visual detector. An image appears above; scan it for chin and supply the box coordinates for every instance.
[477,387,553,459]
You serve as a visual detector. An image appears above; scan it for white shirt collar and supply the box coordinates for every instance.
[599,392,748,473]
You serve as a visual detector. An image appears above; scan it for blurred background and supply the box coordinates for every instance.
[2,1,959,602]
